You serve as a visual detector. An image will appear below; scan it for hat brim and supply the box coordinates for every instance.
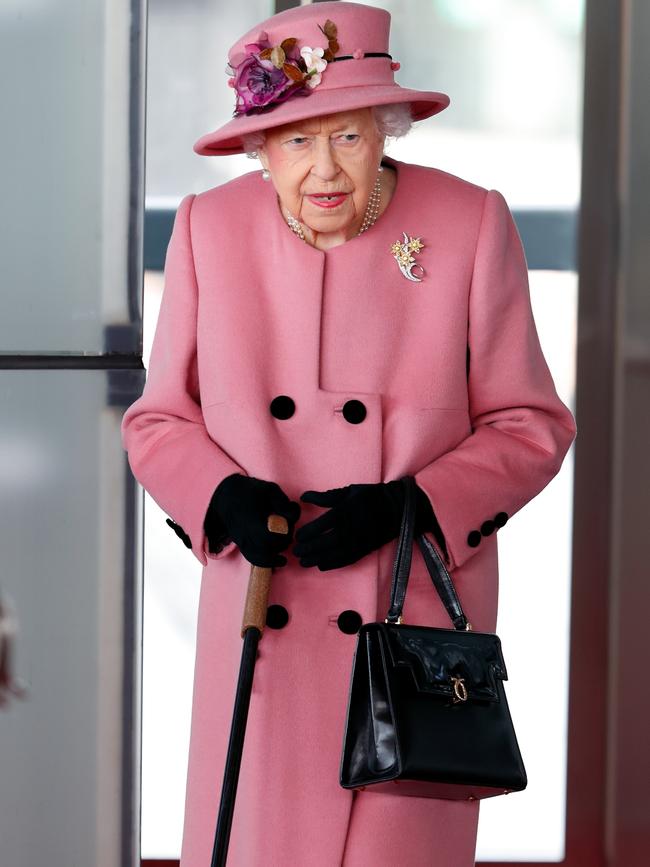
[193,85,450,156]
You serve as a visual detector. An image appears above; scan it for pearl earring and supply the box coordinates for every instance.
[262,169,271,181]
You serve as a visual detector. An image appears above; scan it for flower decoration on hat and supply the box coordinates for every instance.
[227,19,340,116]
[300,46,328,88]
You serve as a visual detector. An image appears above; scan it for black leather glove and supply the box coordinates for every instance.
[292,479,446,571]
[204,473,301,567]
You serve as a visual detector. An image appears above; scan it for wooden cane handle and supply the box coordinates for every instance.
[241,514,289,638]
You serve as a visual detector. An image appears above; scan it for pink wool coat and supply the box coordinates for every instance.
[121,154,577,866]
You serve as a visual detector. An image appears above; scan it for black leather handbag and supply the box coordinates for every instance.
[339,474,528,800]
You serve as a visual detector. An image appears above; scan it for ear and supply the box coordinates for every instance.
[257,146,269,172]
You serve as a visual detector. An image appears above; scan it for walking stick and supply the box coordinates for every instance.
[210,513,289,867]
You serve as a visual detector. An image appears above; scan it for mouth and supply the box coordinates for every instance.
[306,192,349,209]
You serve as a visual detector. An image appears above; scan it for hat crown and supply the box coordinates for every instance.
[228,1,391,65]
[194,1,449,156]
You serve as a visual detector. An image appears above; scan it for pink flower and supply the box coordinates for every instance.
[230,53,299,115]
[391,61,401,71]
[353,48,364,60]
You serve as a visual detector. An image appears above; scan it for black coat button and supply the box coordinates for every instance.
[342,399,366,424]
[270,395,295,419]
[266,604,289,629]
[166,518,191,549]
[337,609,363,634]
[480,519,495,537]
[494,511,508,528]
[467,530,482,548]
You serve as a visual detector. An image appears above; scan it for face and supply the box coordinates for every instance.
[256,107,385,243]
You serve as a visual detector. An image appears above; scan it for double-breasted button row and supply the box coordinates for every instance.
[265,604,363,634]
[337,609,363,633]
[269,395,366,424]
[467,512,508,548]
[340,400,366,424]
[266,604,290,629]
[269,395,295,419]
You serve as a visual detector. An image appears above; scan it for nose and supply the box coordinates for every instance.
[311,140,340,182]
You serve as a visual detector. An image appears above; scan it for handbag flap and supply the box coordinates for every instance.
[374,623,508,703]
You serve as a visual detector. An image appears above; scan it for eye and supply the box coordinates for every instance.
[339,134,360,143]
[288,137,309,145]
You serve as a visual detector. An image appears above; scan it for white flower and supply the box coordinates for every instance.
[300,45,328,75]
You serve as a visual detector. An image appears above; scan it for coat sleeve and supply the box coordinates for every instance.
[120,193,247,566]
[414,188,577,572]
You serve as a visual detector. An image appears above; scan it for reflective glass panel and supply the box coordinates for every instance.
[0,0,136,353]
[0,370,136,864]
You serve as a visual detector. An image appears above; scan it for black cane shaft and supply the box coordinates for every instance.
[211,626,260,867]
[211,513,290,866]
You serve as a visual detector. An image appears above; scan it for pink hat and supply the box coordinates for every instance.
[193,1,450,157]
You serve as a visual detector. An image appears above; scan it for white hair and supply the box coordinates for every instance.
[241,102,414,159]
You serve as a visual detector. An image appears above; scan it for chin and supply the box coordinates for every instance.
[308,218,352,233]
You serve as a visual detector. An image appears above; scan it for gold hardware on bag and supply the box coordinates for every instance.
[450,675,468,703]
[384,615,404,625]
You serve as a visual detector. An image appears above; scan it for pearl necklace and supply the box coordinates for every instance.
[284,169,384,243]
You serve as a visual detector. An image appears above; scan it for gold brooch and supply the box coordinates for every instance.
[390,233,425,282]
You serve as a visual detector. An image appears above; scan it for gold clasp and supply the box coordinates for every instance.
[450,675,468,703]
[384,614,404,625]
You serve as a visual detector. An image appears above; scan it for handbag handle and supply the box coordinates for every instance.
[385,473,416,624]
[385,475,470,631]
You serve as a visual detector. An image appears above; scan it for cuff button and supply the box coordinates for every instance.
[467,530,482,548]
[166,518,192,548]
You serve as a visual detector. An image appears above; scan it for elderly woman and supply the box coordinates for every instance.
[121,2,576,865]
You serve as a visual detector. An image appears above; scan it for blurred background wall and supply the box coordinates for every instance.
[1,1,648,865]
